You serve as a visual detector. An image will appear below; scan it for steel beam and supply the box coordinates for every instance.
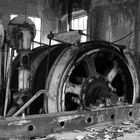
[0,104,140,139]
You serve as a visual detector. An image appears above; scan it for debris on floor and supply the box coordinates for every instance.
[33,120,140,140]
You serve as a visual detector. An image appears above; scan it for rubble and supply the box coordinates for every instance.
[38,120,140,140]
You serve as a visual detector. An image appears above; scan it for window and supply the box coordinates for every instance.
[71,15,87,42]
[10,15,41,48]
[28,17,41,48]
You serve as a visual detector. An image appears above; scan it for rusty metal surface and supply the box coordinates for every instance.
[53,31,81,45]
[0,104,140,139]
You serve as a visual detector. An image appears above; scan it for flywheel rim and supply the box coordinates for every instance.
[45,41,140,113]
[63,49,133,111]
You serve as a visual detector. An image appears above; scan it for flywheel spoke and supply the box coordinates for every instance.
[65,81,82,96]
[105,61,120,83]
[84,54,99,78]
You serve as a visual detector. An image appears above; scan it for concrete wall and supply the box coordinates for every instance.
[86,0,140,64]
[88,0,137,49]
[0,0,39,27]
[56,0,139,54]
[0,0,140,51]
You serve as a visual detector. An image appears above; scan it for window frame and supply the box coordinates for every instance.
[70,10,88,42]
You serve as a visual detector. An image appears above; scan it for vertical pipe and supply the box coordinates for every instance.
[18,29,31,93]
[44,31,53,113]
[3,49,13,117]
[15,28,32,115]
[4,44,8,82]
[0,17,4,115]
[0,17,4,87]
[0,49,3,90]
[5,48,11,81]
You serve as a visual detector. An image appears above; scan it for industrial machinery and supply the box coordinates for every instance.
[0,15,140,139]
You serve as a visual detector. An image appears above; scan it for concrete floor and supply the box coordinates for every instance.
[36,120,140,140]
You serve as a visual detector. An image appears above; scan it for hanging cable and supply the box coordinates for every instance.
[111,23,140,44]
[24,0,27,23]
[111,30,134,43]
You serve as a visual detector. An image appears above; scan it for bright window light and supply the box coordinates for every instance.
[71,15,87,42]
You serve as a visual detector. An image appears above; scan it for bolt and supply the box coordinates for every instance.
[71,97,80,105]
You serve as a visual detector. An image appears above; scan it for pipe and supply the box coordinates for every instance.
[4,44,9,82]
[3,49,13,117]
[0,49,4,89]
[12,90,47,117]
[0,19,4,108]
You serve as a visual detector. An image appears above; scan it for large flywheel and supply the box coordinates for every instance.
[45,41,140,113]
[10,41,140,116]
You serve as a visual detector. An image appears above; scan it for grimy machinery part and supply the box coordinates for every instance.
[0,104,140,138]
[0,16,139,139]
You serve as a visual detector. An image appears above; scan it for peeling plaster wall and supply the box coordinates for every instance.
[88,7,112,41]
[88,1,137,50]
[0,0,39,27]
[37,0,59,44]
[87,0,140,64]
[56,0,138,54]
[0,0,139,54]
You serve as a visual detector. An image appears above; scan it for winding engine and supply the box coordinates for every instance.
[0,15,140,138]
